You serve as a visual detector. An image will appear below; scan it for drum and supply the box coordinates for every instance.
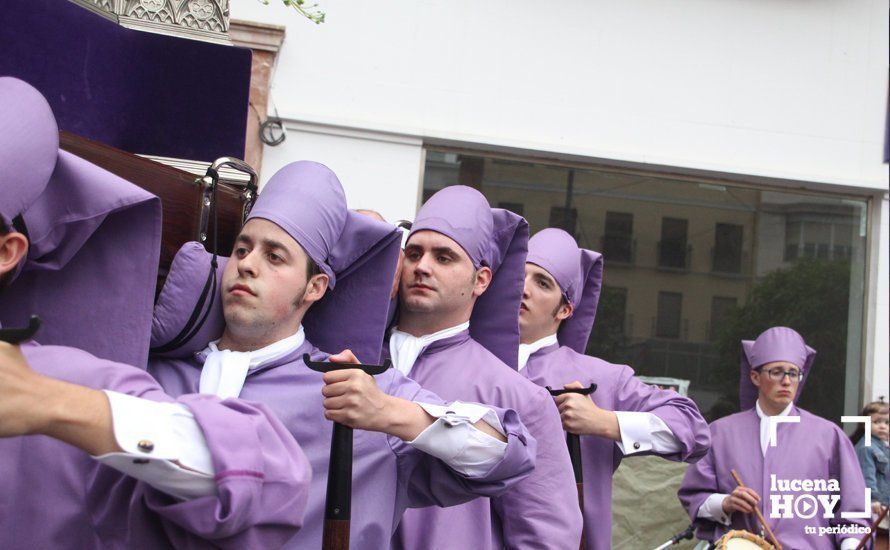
[714,530,775,549]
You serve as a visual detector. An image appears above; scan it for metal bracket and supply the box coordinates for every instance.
[195,157,259,246]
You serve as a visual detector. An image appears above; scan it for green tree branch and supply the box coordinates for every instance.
[260,0,325,24]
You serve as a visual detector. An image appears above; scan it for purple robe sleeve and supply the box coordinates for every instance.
[614,366,711,462]
[677,444,721,541]
[35,348,311,548]
[490,389,584,550]
[140,395,311,549]
[387,380,536,509]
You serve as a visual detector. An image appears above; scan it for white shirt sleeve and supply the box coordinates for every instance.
[839,538,859,550]
[93,391,217,500]
[407,401,508,477]
[697,493,733,525]
[614,411,684,455]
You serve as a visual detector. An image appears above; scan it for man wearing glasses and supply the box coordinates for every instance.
[678,327,869,549]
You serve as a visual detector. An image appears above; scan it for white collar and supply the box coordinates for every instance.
[517,333,559,371]
[389,321,470,376]
[755,399,795,456]
[199,327,305,399]
[755,399,794,419]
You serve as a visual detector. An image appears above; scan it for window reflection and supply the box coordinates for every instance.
[423,150,868,423]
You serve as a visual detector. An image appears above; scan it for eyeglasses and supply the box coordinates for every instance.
[756,367,804,382]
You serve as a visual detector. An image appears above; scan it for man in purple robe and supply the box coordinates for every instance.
[679,327,871,549]
[390,186,583,550]
[147,162,536,549]
[517,228,710,550]
[0,76,312,548]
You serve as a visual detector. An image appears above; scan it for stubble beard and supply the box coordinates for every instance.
[223,299,265,338]
[400,293,437,315]
[223,297,304,349]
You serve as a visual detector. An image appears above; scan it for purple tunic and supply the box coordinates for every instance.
[148,337,535,550]
[522,343,711,550]
[679,406,869,549]
[0,341,311,549]
[391,331,583,550]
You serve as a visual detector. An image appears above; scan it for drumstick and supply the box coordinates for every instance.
[730,469,783,550]
[854,504,889,550]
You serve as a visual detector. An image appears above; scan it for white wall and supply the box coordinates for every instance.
[234,0,888,191]
[259,121,423,223]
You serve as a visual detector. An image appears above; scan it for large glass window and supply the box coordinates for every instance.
[422,150,869,423]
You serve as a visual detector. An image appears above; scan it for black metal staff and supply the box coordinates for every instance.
[548,383,597,550]
[303,354,391,550]
[0,316,41,344]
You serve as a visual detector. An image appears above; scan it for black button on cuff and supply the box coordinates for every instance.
[633,442,641,450]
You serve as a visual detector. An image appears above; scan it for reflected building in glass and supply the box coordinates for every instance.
[424,151,867,423]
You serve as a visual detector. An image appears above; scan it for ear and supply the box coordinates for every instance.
[556,301,574,321]
[472,266,493,298]
[303,273,330,306]
[0,232,28,278]
[750,369,761,389]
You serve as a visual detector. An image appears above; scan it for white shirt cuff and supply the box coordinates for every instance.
[697,493,732,525]
[839,538,859,550]
[614,411,683,455]
[408,401,508,477]
[94,391,216,500]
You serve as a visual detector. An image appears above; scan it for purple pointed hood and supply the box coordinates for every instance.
[151,162,401,364]
[0,77,57,228]
[738,326,816,410]
[407,186,529,368]
[526,228,604,354]
[0,77,161,367]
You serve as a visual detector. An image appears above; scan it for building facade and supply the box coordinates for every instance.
[231,0,890,422]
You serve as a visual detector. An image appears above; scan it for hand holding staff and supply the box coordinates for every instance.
[548,382,597,550]
[305,351,392,550]
[722,486,761,515]
[730,469,782,550]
